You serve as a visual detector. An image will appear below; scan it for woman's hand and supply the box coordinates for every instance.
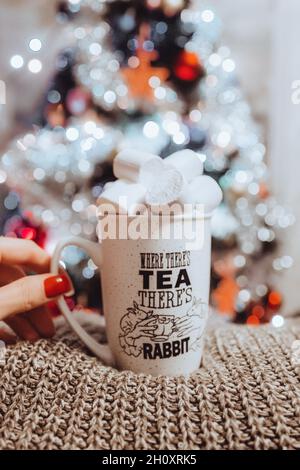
[0,237,73,343]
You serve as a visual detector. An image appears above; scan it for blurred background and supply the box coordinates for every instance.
[0,0,299,322]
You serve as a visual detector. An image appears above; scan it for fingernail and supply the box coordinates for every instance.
[58,262,75,297]
[44,274,74,298]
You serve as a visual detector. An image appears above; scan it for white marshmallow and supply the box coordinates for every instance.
[139,158,163,188]
[179,175,223,214]
[164,149,203,182]
[140,158,184,205]
[113,149,160,182]
[97,180,146,215]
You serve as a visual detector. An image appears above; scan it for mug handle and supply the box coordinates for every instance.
[51,236,115,367]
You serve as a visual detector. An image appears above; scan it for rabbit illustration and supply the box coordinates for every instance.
[119,302,157,357]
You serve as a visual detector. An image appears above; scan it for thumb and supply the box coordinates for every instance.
[0,273,73,320]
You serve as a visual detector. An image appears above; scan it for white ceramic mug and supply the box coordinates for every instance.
[51,212,211,376]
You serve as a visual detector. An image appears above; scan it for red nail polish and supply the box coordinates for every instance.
[44,274,73,298]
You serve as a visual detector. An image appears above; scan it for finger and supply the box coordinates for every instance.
[0,264,55,338]
[0,237,50,273]
[0,328,17,344]
[5,315,40,341]
[0,264,41,340]
[25,306,55,338]
[0,264,26,286]
[0,273,73,320]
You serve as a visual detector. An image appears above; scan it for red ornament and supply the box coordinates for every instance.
[19,226,37,241]
[268,291,282,310]
[251,305,265,319]
[4,212,47,248]
[246,315,260,326]
[47,297,75,317]
[173,50,204,82]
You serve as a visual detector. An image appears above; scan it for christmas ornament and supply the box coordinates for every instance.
[121,24,170,104]
[211,253,239,316]
[4,211,48,248]
[173,50,204,83]
[72,2,197,115]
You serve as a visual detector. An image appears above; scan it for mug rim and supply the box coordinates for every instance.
[98,211,213,220]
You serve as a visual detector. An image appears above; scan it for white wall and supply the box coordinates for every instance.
[208,0,272,130]
[268,0,300,314]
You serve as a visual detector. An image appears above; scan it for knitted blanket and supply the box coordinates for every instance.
[0,313,299,450]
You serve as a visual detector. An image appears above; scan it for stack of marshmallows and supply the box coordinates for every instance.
[97,149,223,215]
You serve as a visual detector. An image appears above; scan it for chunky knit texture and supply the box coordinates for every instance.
[0,313,299,450]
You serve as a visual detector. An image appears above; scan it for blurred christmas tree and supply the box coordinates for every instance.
[0,0,294,323]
